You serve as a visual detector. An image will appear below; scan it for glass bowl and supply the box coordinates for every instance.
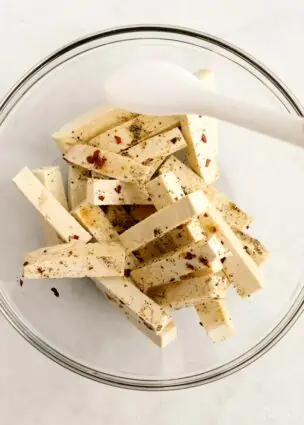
[0,25,303,391]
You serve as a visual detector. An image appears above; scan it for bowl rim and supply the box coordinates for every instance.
[1,24,303,391]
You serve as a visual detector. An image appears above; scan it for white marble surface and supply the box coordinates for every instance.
[0,0,304,423]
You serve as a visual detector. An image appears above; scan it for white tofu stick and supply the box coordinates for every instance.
[181,70,219,158]
[33,166,68,245]
[72,201,139,272]
[146,172,205,248]
[232,228,270,266]
[52,107,137,152]
[200,206,264,297]
[86,179,152,206]
[63,144,151,184]
[196,299,234,342]
[131,235,227,292]
[72,201,121,243]
[159,156,252,230]
[13,167,92,243]
[148,274,228,309]
[23,242,125,278]
[93,276,176,347]
[88,115,180,153]
[68,165,91,210]
[120,190,209,253]
[126,128,186,165]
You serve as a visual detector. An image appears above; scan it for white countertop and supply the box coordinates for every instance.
[1,1,303,423]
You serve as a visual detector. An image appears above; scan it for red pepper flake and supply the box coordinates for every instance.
[220,257,226,264]
[98,195,105,201]
[124,269,131,277]
[186,262,195,270]
[114,185,122,194]
[201,133,207,143]
[199,257,209,266]
[37,267,45,274]
[95,155,107,169]
[87,150,107,169]
[184,252,196,260]
[51,287,60,297]
[23,261,29,267]
[71,235,79,240]
[177,225,183,230]
[114,135,123,144]
[170,137,178,144]
[142,158,153,166]
[205,159,211,168]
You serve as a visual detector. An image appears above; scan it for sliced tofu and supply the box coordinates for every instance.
[120,190,209,253]
[159,156,252,230]
[93,276,176,347]
[88,115,180,153]
[23,242,125,278]
[126,128,186,165]
[148,274,228,309]
[104,206,137,234]
[146,172,205,248]
[13,167,92,243]
[135,233,176,263]
[181,69,219,183]
[72,201,139,273]
[52,107,137,152]
[72,201,120,243]
[68,165,91,210]
[33,166,68,245]
[232,228,270,266]
[146,171,185,210]
[181,69,219,159]
[63,144,151,184]
[196,299,234,342]
[129,205,156,222]
[169,220,206,248]
[199,206,264,297]
[86,179,152,206]
[131,235,227,292]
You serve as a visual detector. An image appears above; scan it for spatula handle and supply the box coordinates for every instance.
[197,89,304,149]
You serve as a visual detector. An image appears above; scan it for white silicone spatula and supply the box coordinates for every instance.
[104,60,304,149]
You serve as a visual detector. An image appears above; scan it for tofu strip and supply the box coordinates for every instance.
[93,276,177,348]
[23,242,125,278]
[126,128,187,164]
[52,107,137,152]
[148,274,228,309]
[159,156,252,230]
[232,228,270,266]
[200,206,264,297]
[181,69,219,183]
[131,235,227,292]
[68,165,91,210]
[87,179,152,205]
[13,167,92,243]
[63,144,151,184]
[196,299,234,342]
[120,190,209,253]
[72,201,139,271]
[146,172,205,248]
[88,115,180,153]
[33,166,68,245]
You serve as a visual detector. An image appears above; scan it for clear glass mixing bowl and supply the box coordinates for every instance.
[0,25,303,390]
